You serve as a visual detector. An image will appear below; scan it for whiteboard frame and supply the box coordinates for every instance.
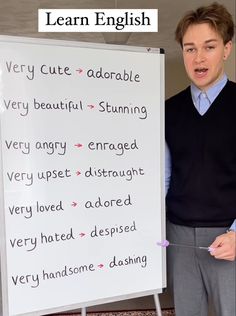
[0,35,166,316]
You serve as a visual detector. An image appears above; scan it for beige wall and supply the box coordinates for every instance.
[225,44,236,82]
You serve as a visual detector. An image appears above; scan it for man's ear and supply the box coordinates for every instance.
[223,40,232,60]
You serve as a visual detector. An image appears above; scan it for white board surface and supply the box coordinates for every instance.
[0,35,165,316]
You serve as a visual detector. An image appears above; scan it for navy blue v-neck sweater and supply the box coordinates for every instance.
[166,80,236,227]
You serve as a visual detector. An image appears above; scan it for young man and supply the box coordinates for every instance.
[165,2,236,316]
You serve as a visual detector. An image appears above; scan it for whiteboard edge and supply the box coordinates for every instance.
[0,35,163,55]
[160,53,167,288]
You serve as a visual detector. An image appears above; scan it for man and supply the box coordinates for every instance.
[165,2,236,316]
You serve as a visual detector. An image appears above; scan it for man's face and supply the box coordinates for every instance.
[182,23,232,91]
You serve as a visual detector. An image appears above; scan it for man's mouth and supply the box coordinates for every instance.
[195,68,208,75]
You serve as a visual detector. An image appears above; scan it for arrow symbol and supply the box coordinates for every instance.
[76,68,83,74]
[71,201,78,207]
[76,170,81,176]
[87,104,95,109]
[79,233,86,237]
[98,264,104,268]
[74,143,83,148]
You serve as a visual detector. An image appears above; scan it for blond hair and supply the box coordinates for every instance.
[175,2,235,46]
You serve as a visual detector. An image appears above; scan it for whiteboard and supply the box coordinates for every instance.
[0,35,166,316]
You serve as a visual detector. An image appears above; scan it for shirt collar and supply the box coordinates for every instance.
[191,74,228,105]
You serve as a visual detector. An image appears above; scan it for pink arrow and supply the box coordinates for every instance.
[71,202,78,207]
[74,143,83,148]
[76,68,83,74]
[76,170,81,176]
[98,264,104,268]
[79,233,86,237]
[87,104,95,109]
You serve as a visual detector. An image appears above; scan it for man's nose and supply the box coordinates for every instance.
[194,49,206,63]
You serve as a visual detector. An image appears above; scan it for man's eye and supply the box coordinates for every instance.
[206,46,215,50]
[186,48,195,53]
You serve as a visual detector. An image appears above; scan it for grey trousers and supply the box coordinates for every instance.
[167,221,236,316]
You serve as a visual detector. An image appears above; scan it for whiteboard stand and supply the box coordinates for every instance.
[154,293,162,316]
[80,294,163,316]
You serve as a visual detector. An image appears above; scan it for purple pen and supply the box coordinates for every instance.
[157,239,214,252]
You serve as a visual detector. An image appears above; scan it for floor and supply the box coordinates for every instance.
[51,310,175,316]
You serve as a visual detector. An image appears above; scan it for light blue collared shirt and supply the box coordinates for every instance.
[191,74,228,114]
[165,74,236,231]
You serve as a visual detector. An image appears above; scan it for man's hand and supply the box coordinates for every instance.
[209,231,236,261]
